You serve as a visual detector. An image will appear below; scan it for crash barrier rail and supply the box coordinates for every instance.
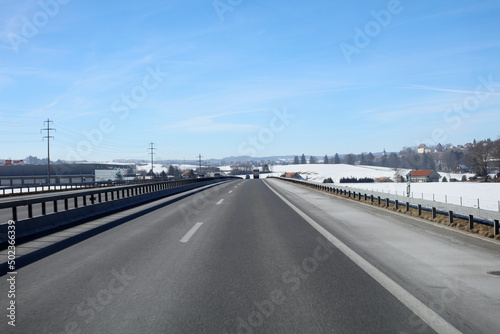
[0,179,162,196]
[0,177,237,241]
[271,177,500,236]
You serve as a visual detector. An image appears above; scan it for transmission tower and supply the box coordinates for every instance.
[148,142,156,176]
[198,154,202,175]
[41,119,55,187]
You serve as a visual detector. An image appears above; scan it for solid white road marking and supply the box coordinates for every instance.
[180,223,204,243]
[216,199,224,205]
[264,181,461,334]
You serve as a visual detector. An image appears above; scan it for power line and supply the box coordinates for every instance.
[41,118,55,187]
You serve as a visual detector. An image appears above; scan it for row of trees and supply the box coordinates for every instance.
[292,137,500,176]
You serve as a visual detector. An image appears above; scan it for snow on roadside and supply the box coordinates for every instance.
[260,164,500,212]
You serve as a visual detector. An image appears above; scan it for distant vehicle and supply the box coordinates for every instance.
[253,169,259,179]
[245,174,250,179]
[198,174,206,178]
[213,173,222,178]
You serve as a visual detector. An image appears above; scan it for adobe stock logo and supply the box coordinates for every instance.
[8,0,71,52]
[65,65,169,161]
[213,0,244,22]
[339,0,407,64]
[237,108,295,157]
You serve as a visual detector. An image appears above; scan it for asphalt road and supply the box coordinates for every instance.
[1,178,498,333]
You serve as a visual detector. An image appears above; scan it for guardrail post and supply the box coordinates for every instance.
[53,200,58,213]
[12,206,18,221]
[386,198,389,208]
[449,211,453,224]
[64,198,69,210]
[494,220,499,236]
[395,200,399,210]
[406,202,409,212]
[111,191,114,200]
[378,196,381,205]
[90,195,95,205]
[370,195,373,203]
[98,193,102,203]
[74,197,78,208]
[432,207,436,219]
[469,215,474,229]
[42,202,46,215]
[28,204,33,218]
[418,204,421,216]
[83,196,87,206]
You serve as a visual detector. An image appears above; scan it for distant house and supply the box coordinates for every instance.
[407,170,440,182]
[375,177,393,183]
[455,165,469,173]
[281,172,303,180]
[417,144,431,154]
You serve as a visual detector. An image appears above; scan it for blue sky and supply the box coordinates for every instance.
[1,0,499,162]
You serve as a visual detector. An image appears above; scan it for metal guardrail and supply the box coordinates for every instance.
[272,177,500,236]
[1,177,236,222]
[0,179,160,196]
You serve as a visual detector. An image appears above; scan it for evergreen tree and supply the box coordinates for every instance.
[366,152,375,166]
[345,154,355,165]
[324,155,329,164]
[380,154,388,167]
[310,156,318,164]
[360,153,367,165]
[387,153,400,168]
[301,154,307,164]
[293,156,300,164]
[333,153,340,164]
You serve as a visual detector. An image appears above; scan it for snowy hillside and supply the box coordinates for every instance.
[266,164,410,183]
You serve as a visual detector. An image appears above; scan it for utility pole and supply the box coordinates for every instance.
[41,119,55,189]
[198,154,202,175]
[147,142,156,177]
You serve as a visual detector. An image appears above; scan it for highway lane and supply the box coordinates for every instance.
[0,178,496,333]
[264,178,500,333]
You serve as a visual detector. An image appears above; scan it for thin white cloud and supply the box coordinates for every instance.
[404,84,500,96]
[166,115,259,133]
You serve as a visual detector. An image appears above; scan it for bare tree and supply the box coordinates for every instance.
[466,141,490,177]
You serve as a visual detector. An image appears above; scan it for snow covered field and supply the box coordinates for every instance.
[263,164,500,212]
